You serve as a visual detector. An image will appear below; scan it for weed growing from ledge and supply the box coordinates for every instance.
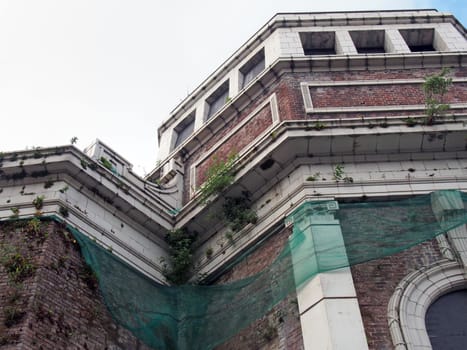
[26,217,42,235]
[422,68,452,125]
[333,164,345,181]
[306,172,320,182]
[205,247,213,259]
[80,158,88,169]
[199,153,238,204]
[59,205,69,217]
[223,196,258,233]
[333,164,354,183]
[100,156,114,171]
[9,207,19,219]
[405,117,417,127]
[162,228,197,285]
[32,147,42,159]
[33,195,44,210]
[313,121,326,130]
[44,180,54,189]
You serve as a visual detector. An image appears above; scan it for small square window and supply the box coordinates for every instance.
[300,32,336,55]
[239,49,265,88]
[173,112,195,149]
[206,80,229,120]
[399,28,436,52]
[349,30,385,54]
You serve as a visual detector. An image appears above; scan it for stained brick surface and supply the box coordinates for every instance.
[0,220,151,350]
[182,67,467,203]
[215,226,304,350]
[196,104,273,187]
[351,239,442,350]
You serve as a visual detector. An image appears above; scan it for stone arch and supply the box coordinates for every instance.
[388,260,467,349]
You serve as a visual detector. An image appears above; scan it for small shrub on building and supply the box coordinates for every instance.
[33,195,45,210]
[162,228,197,285]
[100,156,114,171]
[0,248,36,283]
[199,153,238,204]
[44,179,54,189]
[223,196,258,233]
[59,205,69,217]
[422,68,452,125]
[9,207,19,219]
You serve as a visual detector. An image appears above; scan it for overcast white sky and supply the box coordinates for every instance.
[0,1,465,175]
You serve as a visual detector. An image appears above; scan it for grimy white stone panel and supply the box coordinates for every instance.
[287,201,368,350]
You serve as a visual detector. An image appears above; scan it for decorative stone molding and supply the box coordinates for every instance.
[388,260,467,349]
[287,199,369,350]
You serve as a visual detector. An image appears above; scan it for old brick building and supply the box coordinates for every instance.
[1,9,467,350]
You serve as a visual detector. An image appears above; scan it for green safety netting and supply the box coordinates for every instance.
[70,190,467,350]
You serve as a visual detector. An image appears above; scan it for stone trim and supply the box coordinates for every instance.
[388,260,467,349]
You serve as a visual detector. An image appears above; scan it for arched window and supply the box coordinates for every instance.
[388,261,467,349]
[426,289,467,349]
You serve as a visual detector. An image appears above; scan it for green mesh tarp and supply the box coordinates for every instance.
[70,190,467,350]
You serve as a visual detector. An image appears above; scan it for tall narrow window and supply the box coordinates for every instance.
[239,49,265,88]
[173,112,195,149]
[300,31,336,55]
[349,30,385,54]
[206,80,229,120]
[399,28,436,52]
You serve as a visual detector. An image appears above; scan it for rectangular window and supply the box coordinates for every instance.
[300,31,336,55]
[399,28,436,52]
[173,112,195,149]
[206,80,229,120]
[349,30,385,54]
[239,49,265,88]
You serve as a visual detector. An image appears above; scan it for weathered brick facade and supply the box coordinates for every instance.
[183,67,467,203]
[215,226,304,350]
[0,220,151,350]
[351,239,443,350]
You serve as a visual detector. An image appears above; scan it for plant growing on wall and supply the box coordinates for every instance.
[162,229,197,285]
[0,247,36,283]
[422,68,452,125]
[222,196,258,233]
[199,153,238,204]
[33,195,45,210]
[100,157,114,171]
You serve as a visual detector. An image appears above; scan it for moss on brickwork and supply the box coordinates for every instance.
[0,219,152,350]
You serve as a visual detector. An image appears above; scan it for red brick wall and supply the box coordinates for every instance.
[215,226,304,350]
[196,103,273,187]
[182,67,467,202]
[310,82,467,109]
[0,220,151,350]
[351,239,443,350]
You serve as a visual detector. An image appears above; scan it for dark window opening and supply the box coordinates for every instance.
[260,158,275,170]
[300,32,336,55]
[349,30,385,54]
[240,49,265,88]
[399,28,436,52]
[426,289,467,349]
[206,81,229,120]
[173,112,195,149]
